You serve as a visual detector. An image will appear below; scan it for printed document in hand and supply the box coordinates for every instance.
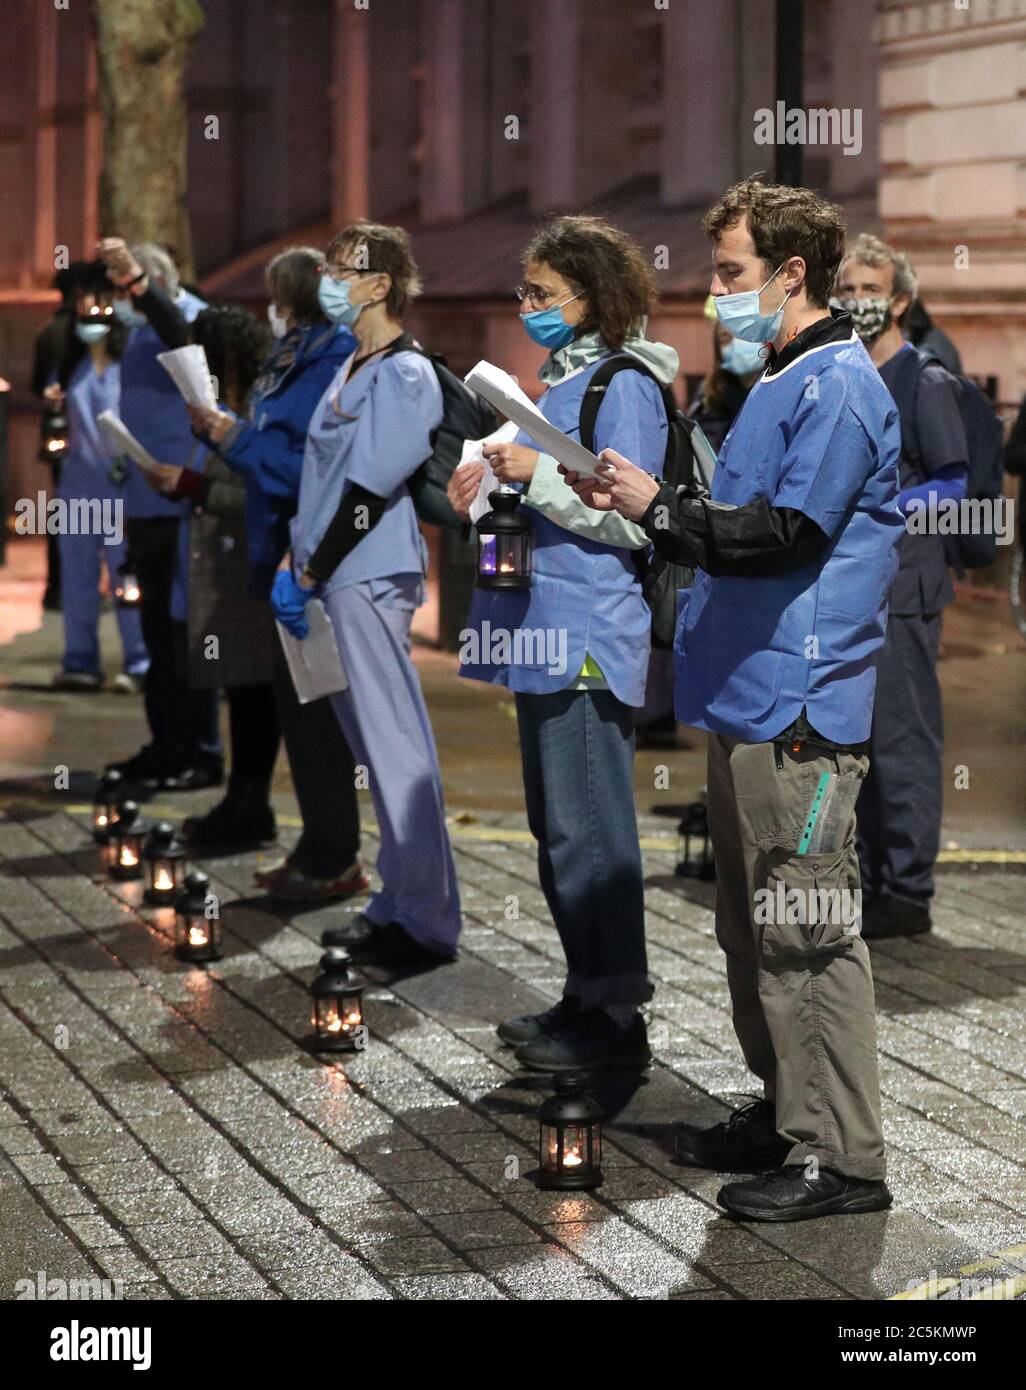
[95,410,162,474]
[276,599,348,704]
[156,344,218,409]
[456,419,519,525]
[463,360,602,479]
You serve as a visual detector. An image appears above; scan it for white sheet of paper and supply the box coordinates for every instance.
[156,344,218,409]
[463,360,602,479]
[456,419,518,525]
[276,599,348,704]
[95,410,162,473]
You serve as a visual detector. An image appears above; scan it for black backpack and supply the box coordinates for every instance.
[885,345,1005,572]
[579,355,709,648]
[385,334,498,529]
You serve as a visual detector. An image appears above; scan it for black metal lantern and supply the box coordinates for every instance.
[475,487,533,590]
[311,948,365,1052]
[113,560,141,609]
[537,1072,603,1191]
[174,870,222,961]
[675,801,715,881]
[143,821,187,905]
[39,406,68,463]
[109,800,149,881]
[92,769,123,841]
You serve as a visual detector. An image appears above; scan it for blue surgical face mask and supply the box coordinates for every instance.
[112,298,146,330]
[318,274,363,326]
[521,293,582,351]
[75,321,111,345]
[720,336,766,376]
[713,264,792,344]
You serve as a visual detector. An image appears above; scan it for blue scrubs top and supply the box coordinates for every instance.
[674,331,904,745]
[459,357,667,708]
[119,289,207,520]
[58,356,122,502]
[291,347,443,594]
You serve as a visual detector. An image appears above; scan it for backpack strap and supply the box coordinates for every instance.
[579,354,679,453]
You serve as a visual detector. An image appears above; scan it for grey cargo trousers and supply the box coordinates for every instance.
[707,732,886,1181]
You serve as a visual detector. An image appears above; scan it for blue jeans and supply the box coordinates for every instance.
[515,689,651,1010]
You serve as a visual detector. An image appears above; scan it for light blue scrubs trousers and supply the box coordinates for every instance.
[323,576,461,957]
[59,529,148,678]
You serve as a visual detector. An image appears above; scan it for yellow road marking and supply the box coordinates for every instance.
[891,1245,1026,1300]
[23,804,1026,863]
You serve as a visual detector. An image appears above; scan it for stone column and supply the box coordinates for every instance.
[875,0,1026,403]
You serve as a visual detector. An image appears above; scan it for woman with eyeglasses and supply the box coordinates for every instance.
[46,259,148,692]
[273,222,461,968]
[449,215,679,1071]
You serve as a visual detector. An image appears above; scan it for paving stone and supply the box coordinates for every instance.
[427,1209,542,1251]
[364,1236,471,1276]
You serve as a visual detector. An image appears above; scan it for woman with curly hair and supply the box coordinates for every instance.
[449,215,680,1070]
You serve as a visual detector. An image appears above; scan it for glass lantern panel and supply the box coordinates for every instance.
[541,1123,596,1173]
[495,533,531,579]
[149,860,182,896]
[478,535,497,576]
[315,998,345,1038]
[179,915,211,951]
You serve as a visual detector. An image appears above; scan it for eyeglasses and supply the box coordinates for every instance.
[318,263,378,282]
[514,284,573,310]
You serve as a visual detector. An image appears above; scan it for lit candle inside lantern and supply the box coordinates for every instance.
[154,867,174,892]
[562,1145,583,1168]
[188,924,208,947]
[120,846,138,867]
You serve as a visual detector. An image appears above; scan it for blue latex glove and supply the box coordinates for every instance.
[271,569,318,639]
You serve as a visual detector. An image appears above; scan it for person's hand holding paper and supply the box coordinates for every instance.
[157,344,218,410]
[463,360,602,480]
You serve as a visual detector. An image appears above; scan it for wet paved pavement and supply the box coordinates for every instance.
[2,540,1025,1300]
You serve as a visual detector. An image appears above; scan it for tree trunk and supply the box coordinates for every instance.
[92,0,205,280]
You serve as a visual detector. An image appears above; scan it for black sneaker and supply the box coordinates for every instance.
[861,894,931,940]
[497,996,580,1046]
[675,1099,790,1172]
[162,759,224,792]
[717,1163,892,1222]
[181,796,276,850]
[514,1009,651,1073]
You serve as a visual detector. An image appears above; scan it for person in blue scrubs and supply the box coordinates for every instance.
[569,180,905,1220]
[273,222,460,967]
[47,263,147,691]
[451,216,678,1072]
[98,239,220,791]
[834,236,968,940]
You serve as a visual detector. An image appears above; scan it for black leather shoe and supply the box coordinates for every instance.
[497,996,579,1046]
[515,1009,650,1072]
[675,1099,791,1172]
[105,744,166,787]
[321,914,378,949]
[861,894,931,940]
[717,1164,892,1222]
[323,917,455,967]
[182,795,276,850]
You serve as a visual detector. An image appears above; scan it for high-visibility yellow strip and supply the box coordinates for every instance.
[890,1246,1026,1300]
[34,805,1026,863]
